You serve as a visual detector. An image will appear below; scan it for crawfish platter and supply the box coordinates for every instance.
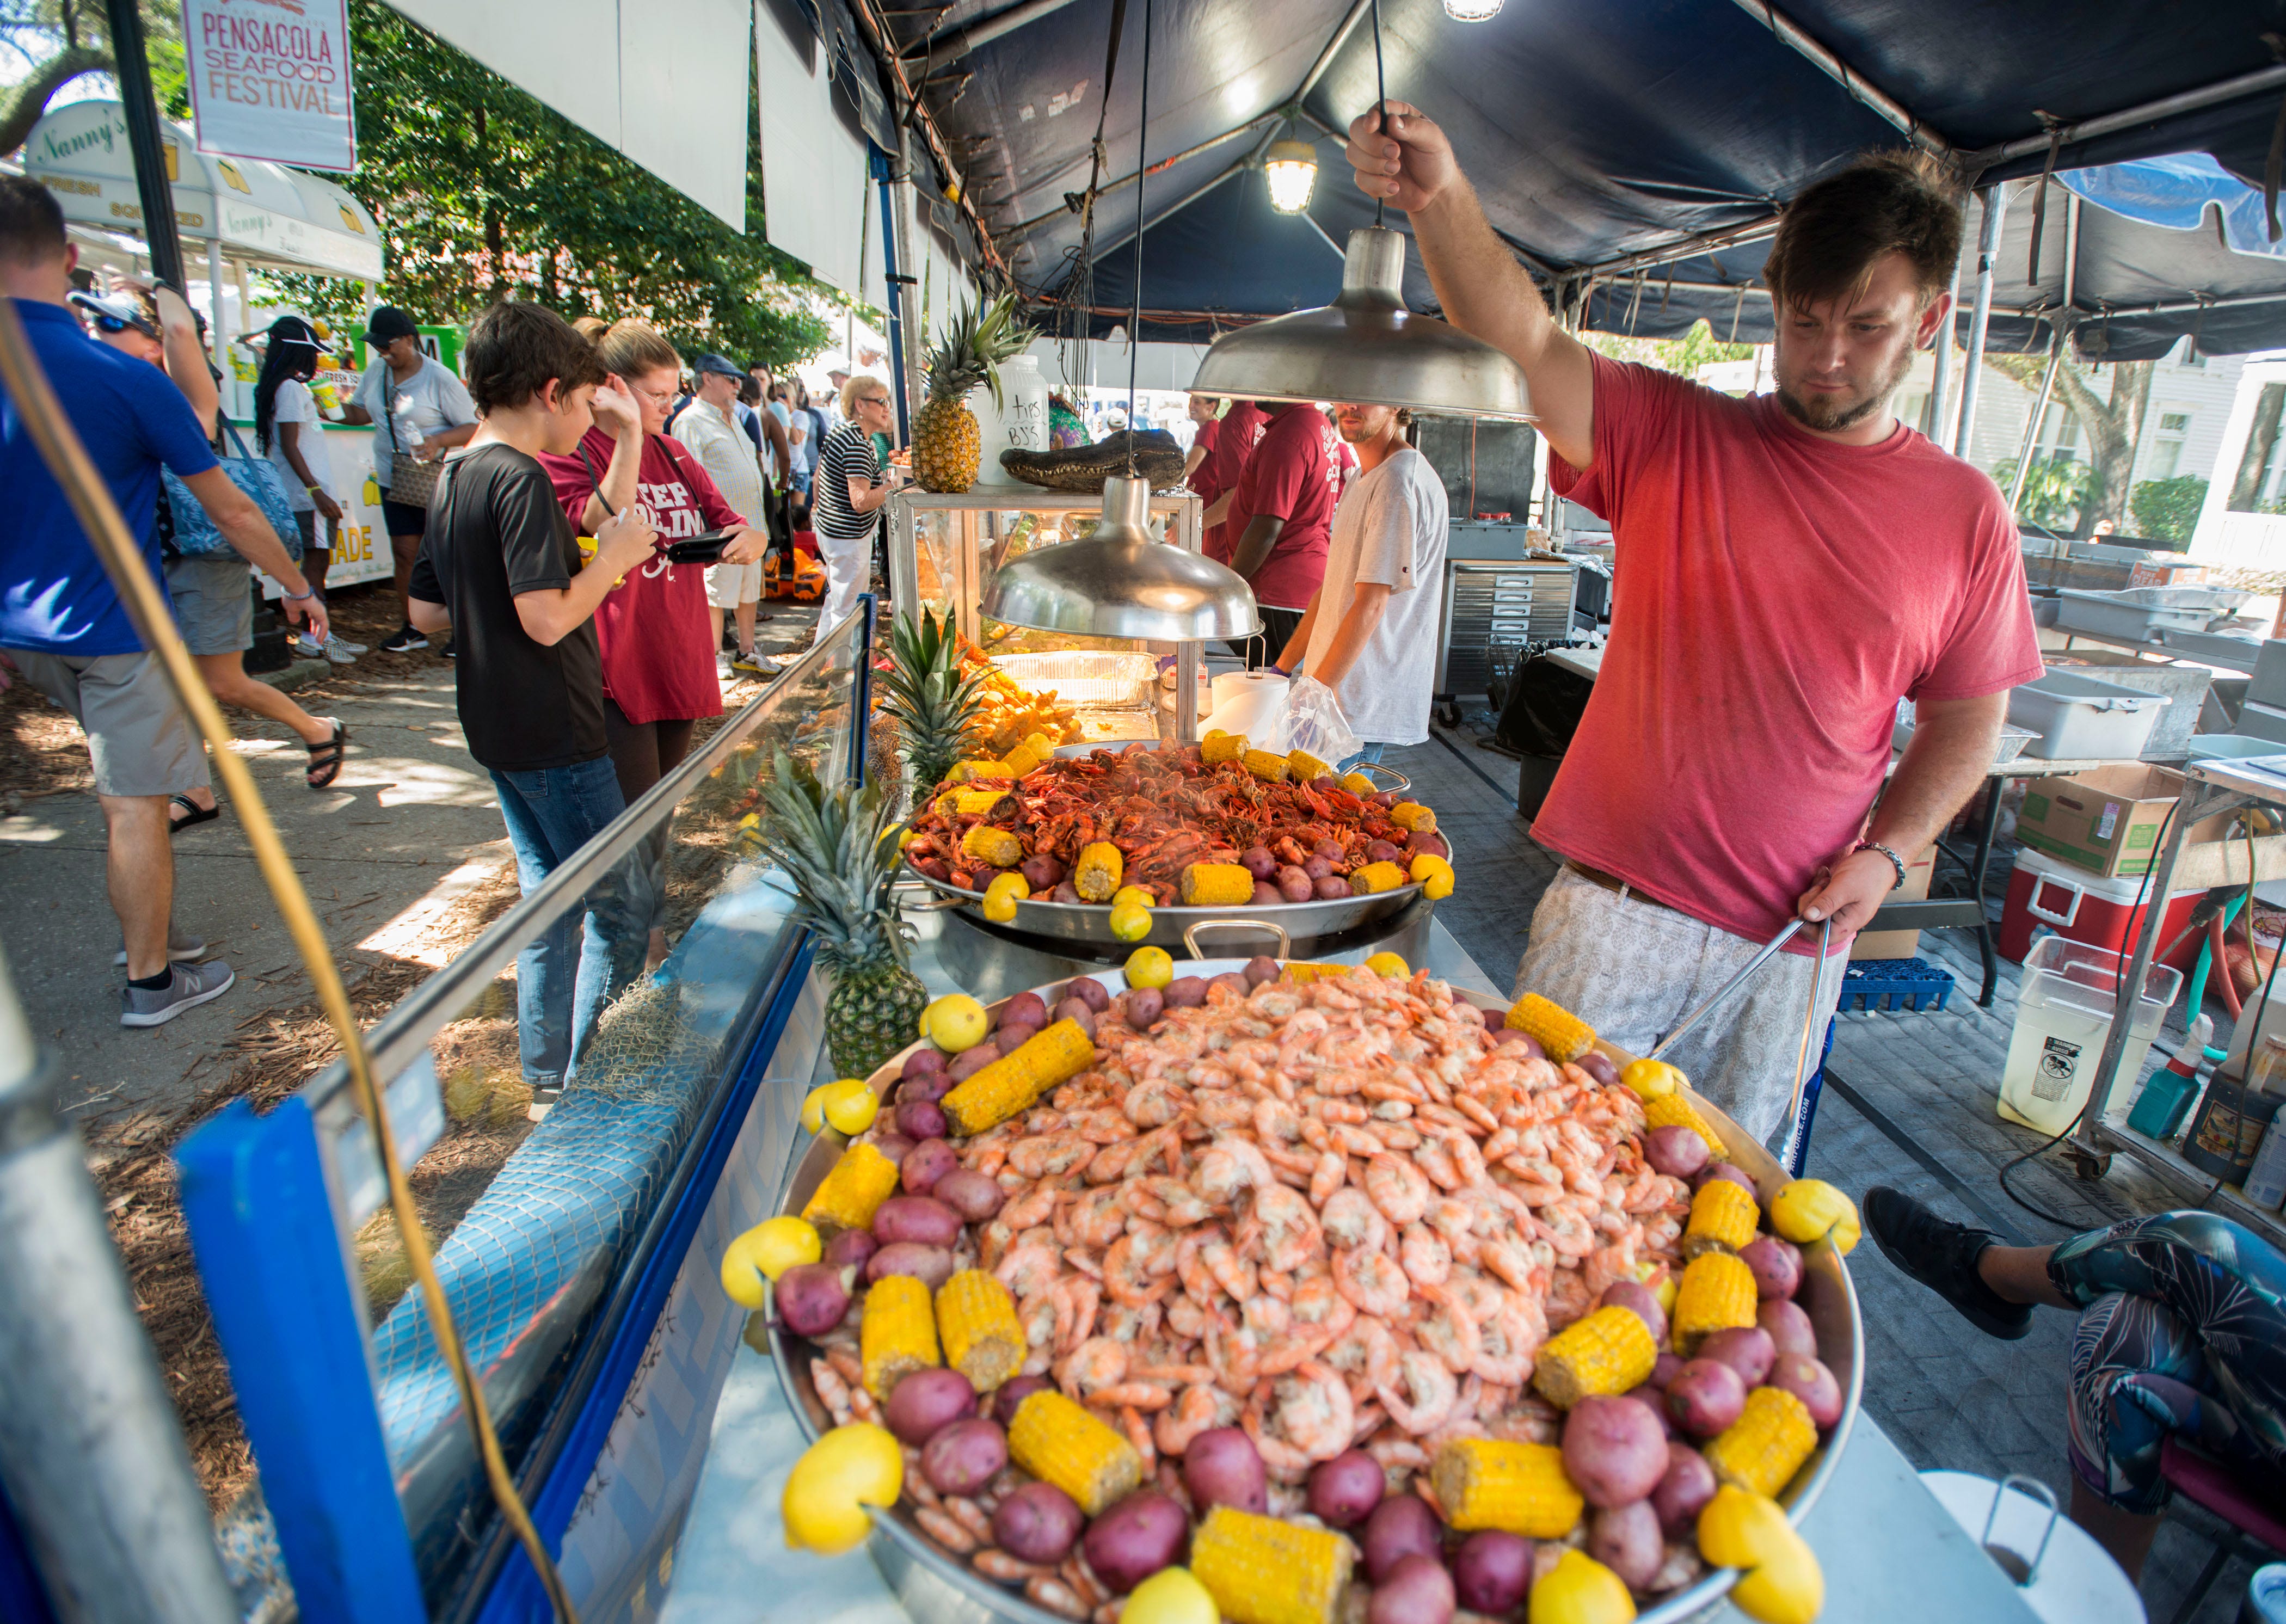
[763,965,1861,1624]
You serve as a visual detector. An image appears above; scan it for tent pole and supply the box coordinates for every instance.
[2061,192,2080,311]
[1967,63,2286,174]
[1722,0,1948,153]
[2007,324,2067,513]
[104,0,186,291]
[1926,246,1961,440]
[902,0,1085,70]
[1952,184,2008,459]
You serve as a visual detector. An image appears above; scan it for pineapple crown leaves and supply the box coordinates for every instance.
[925,292,1036,413]
[751,750,915,971]
[881,608,985,754]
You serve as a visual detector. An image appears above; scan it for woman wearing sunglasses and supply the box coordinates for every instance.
[802,375,902,666]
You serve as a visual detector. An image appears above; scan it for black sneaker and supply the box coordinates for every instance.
[1864,1186,2033,1340]
[440,637,457,659]
[379,624,428,653]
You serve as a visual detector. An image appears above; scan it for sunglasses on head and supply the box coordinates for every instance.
[94,312,157,338]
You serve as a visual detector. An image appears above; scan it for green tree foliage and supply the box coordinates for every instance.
[266,0,828,367]
[1,1,185,153]
[1581,319,1753,380]
[2129,476,2208,544]
[1993,453,2093,532]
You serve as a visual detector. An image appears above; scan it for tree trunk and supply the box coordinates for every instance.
[2233,384,2286,510]
[0,46,114,157]
[2005,357,2154,537]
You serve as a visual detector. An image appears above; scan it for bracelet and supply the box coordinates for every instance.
[1854,841,1907,890]
[283,587,318,602]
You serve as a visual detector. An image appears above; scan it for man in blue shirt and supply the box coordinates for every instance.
[1,176,327,1026]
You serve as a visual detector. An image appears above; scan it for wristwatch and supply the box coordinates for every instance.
[1854,841,1907,890]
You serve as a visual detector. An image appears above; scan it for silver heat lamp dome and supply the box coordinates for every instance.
[1189,226,1533,420]
[979,475,1261,642]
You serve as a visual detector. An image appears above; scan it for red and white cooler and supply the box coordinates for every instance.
[1997,845,2208,971]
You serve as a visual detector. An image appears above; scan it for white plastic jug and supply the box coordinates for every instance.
[1999,937,2181,1134]
[969,355,1050,487]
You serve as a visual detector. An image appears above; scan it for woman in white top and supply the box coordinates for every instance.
[256,316,357,664]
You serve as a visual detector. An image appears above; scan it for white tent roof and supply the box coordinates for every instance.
[21,101,383,281]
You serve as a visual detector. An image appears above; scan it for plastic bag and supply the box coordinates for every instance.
[1270,674,1362,767]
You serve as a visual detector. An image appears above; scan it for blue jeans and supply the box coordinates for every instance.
[490,757,651,1088]
[1336,743,1386,772]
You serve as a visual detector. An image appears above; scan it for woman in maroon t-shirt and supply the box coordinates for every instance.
[543,318,766,962]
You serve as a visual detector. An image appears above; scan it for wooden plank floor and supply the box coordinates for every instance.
[1387,728,2265,1624]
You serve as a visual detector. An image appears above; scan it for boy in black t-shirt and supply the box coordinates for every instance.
[408,304,659,1108]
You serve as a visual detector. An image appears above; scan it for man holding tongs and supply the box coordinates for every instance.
[1348,107,2043,1143]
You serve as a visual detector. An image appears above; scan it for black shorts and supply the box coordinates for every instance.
[382,498,428,537]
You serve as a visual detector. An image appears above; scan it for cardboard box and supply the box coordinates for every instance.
[1852,843,1936,960]
[2017,765,2184,877]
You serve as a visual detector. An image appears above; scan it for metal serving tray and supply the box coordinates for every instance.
[769,972,1864,1624]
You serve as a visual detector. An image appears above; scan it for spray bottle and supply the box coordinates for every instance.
[2127,1013,2213,1141]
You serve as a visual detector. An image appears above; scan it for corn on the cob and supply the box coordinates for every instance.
[1430,1438,1584,1538]
[1182,862,1257,906]
[1074,841,1124,901]
[941,1018,1097,1135]
[1706,1386,1819,1497]
[1241,748,1291,783]
[1200,731,1249,764]
[954,787,1008,816]
[961,824,1023,868]
[1645,1091,1729,1160]
[1288,748,1332,782]
[861,1274,941,1397]
[800,1141,901,1231]
[1673,1251,1760,1354]
[1531,1305,1658,1409]
[934,1269,1025,1389]
[1338,771,1376,795]
[1351,860,1406,894]
[1684,1178,1761,1258]
[1189,1504,1354,1624]
[933,791,960,818]
[1000,741,1043,778]
[1502,992,1596,1062]
[1006,1389,1142,1515]
[1388,801,1437,833]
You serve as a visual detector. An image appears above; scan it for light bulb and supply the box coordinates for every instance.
[1443,0,1502,17]
[1264,137,1318,215]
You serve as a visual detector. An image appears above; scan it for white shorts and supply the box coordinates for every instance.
[1515,866,1846,1145]
[704,558,763,607]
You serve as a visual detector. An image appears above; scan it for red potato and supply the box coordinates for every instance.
[1371,790,1402,809]
[1622,1387,1677,1441]
[872,1196,964,1248]
[898,1136,957,1193]
[884,1367,976,1444]
[1052,881,1085,904]
[1561,1395,1669,1508]
[1361,1493,1443,1584]
[993,1481,1084,1564]
[1122,987,1165,1028]
[1240,846,1279,879]
[1663,1359,1747,1440]
[1769,1355,1845,1430]
[1303,854,1335,881]
[1587,1501,1664,1592]
[1081,1491,1189,1593]
[1490,1027,1545,1057]
[999,991,1049,1030]
[1019,854,1066,893]
[1244,956,1281,987]
[1314,839,1348,865]
[1208,973,1251,999]
[1652,1445,1718,1537]
[1276,865,1316,902]
[1759,1299,1818,1361]
[1452,1530,1533,1614]
[1409,832,1452,862]
[1643,1124,1710,1179]
[1250,881,1283,907]
[1647,1351,1687,1391]
[1695,1327,1776,1388]
[1162,978,1210,1010]
[996,1020,1043,1054]
[775,1263,851,1337]
[992,1374,1052,1424]
[1740,1235,1804,1301]
[921,1417,1008,1496]
[1597,1281,1667,1344]
[1054,998,1098,1038]
[896,1099,950,1145]
[1368,1553,1456,1624]
[947,1041,1001,1082]
[930,1168,1005,1223]
[1065,976,1112,1013]
[1365,839,1404,866]
[1574,1050,1622,1090]
[898,1069,953,1106]
[870,1134,915,1165]
[1692,1161,1757,1198]
[865,1242,955,1291]
[1185,1427,1270,1516]
[822,1228,877,1274]
[1312,776,1339,793]
[902,1047,947,1081]
[1304,1449,1381,1527]
[1313,876,1354,901]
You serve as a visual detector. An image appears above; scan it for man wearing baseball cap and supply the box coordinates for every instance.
[672,353,770,677]
[340,304,476,651]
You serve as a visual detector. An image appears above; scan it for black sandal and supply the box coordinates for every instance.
[168,793,220,834]
[306,720,348,789]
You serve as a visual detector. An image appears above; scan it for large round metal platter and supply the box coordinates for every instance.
[767,967,1864,1624]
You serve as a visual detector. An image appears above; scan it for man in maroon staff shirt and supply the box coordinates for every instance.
[1347,105,2042,1142]
[1219,399,1343,669]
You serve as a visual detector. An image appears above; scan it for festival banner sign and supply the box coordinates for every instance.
[182,0,357,174]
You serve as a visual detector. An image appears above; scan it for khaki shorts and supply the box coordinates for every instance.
[704,558,764,608]
[1515,866,1846,1146]
[164,555,254,657]
[5,648,210,798]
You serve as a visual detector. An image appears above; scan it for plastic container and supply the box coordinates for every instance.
[1996,846,2208,970]
[1999,937,2183,1135]
[2245,1115,2286,1210]
[2005,670,2172,760]
[2184,1039,2286,1183]
[1894,699,2038,764]
[2126,1014,2213,1139]
[2052,586,2250,642]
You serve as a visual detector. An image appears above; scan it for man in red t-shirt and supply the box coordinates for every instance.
[1221,401,1343,667]
[1347,107,2041,1140]
[1195,397,1267,565]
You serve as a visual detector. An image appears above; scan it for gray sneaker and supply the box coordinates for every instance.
[322,634,359,665]
[121,959,236,1027]
[114,926,208,967]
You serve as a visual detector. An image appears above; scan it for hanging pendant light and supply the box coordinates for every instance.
[1443,0,1503,19]
[1263,120,1318,214]
[984,0,1259,645]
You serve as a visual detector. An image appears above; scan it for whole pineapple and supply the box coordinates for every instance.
[882,608,985,798]
[752,750,929,1079]
[913,293,1034,493]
